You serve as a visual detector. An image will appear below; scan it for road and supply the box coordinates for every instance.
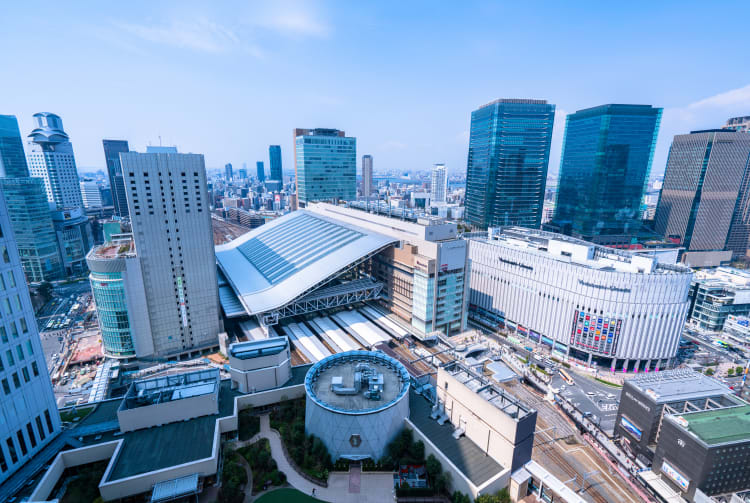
[550,372,621,435]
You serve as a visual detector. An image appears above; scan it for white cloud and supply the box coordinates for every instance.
[116,18,262,57]
[255,9,329,38]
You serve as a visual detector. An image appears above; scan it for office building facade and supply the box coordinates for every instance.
[0,115,63,282]
[467,227,692,370]
[121,150,220,357]
[688,267,750,332]
[362,154,373,199]
[102,139,130,217]
[431,163,447,204]
[224,163,233,182]
[465,99,555,229]
[294,128,356,205]
[80,179,103,209]
[0,190,61,485]
[51,207,94,277]
[654,130,750,264]
[269,145,282,181]
[553,104,662,245]
[256,161,265,182]
[26,113,84,210]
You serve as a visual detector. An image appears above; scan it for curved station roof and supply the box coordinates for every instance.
[216,210,398,316]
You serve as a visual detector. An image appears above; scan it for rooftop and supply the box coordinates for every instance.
[89,239,136,259]
[409,390,503,486]
[216,210,397,315]
[676,404,750,445]
[626,369,731,404]
[468,227,691,275]
[120,369,220,411]
[306,351,410,414]
[444,362,533,420]
[230,337,288,360]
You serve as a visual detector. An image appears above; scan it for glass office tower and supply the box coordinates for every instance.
[553,104,662,245]
[465,99,555,229]
[0,116,63,282]
[0,189,61,485]
[294,128,356,205]
[269,145,282,181]
[256,161,265,182]
[102,139,130,217]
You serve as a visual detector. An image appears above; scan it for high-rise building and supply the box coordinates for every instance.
[256,161,265,182]
[0,189,61,485]
[120,150,220,357]
[723,116,750,133]
[51,208,94,277]
[294,128,356,205]
[86,234,149,358]
[225,163,233,182]
[655,130,750,265]
[465,99,555,229]
[431,163,447,204]
[102,139,130,217]
[0,115,62,282]
[362,154,373,200]
[238,168,247,180]
[269,145,282,181]
[26,113,84,210]
[80,179,103,209]
[553,104,662,245]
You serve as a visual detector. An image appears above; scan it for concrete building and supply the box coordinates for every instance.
[308,204,469,337]
[654,129,750,266]
[0,189,61,485]
[80,179,103,209]
[644,393,750,501]
[224,162,233,181]
[361,154,373,199]
[467,227,693,371]
[102,140,130,217]
[120,150,221,358]
[294,128,356,206]
[688,267,750,332]
[408,361,536,499]
[228,337,291,393]
[51,207,94,277]
[26,112,84,210]
[86,234,152,359]
[614,369,734,463]
[723,116,750,133]
[305,351,410,460]
[722,314,750,349]
[269,145,282,181]
[431,163,447,204]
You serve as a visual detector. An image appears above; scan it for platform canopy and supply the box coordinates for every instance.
[216,210,398,318]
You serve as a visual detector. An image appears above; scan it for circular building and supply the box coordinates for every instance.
[305,350,410,461]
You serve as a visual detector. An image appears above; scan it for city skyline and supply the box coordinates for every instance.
[1,3,748,178]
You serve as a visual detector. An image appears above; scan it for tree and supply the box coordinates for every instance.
[737,366,745,375]
[705,367,715,376]
[426,454,442,480]
[728,368,735,376]
[452,491,471,503]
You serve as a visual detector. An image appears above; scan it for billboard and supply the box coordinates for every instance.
[620,416,642,441]
[661,461,690,491]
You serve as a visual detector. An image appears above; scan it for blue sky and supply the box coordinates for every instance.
[1,1,749,177]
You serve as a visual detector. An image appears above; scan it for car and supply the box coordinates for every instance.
[606,393,616,399]
[586,391,595,397]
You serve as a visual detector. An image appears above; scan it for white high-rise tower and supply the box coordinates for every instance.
[431,163,447,204]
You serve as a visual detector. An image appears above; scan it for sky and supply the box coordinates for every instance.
[1,1,749,178]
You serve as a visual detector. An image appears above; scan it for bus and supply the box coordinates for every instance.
[559,369,575,386]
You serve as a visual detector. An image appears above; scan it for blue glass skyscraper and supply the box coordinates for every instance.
[0,115,62,282]
[294,128,356,205]
[256,161,265,182]
[269,145,282,181]
[465,99,555,229]
[102,139,130,217]
[553,104,662,245]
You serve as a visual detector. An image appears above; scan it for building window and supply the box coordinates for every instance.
[35,417,45,441]
[5,438,17,463]
[44,410,54,433]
